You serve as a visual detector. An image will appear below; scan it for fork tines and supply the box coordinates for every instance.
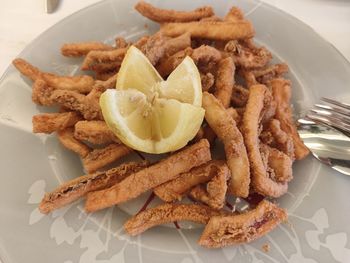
[305,97,350,135]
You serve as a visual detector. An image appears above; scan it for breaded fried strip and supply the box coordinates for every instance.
[124,203,221,236]
[269,78,309,160]
[74,120,120,145]
[50,89,103,120]
[135,1,214,23]
[91,74,118,93]
[81,48,127,70]
[231,85,249,107]
[203,92,250,197]
[61,42,113,57]
[154,160,227,202]
[83,144,132,173]
[252,63,289,84]
[85,139,211,212]
[242,85,288,197]
[39,161,149,214]
[13,58,94,93]
[57,128,91,158]
[268,119,295,159]
[161,21,254,41]
[198,200,287,248]
[31,79,55,106]
[32,112,81,134]
[163,32,191,57]
[214,57,235,108]
[189,164,229,210]
[226,107,241,124]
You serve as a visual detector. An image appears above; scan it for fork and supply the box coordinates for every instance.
[298,97,350,176]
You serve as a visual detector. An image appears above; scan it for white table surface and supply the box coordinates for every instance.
[0,1,349,262]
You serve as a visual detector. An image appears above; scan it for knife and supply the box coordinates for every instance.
[45,0,60,13]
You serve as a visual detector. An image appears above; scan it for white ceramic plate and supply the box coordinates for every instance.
[1,0,350,262]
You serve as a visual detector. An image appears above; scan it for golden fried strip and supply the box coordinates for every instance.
[154,160,227,202]
[189,163,229,210]
[124,203,221,236]
[240,69,258,88]
[32,112,81,134]
[57,128,91,158]
[13,58,94,93]
[198,200,287,248]
[231,85,249,107]
[83,144,132,173]
[163,32,191,57]
[268,119,295,159]
[91,74,118,93]
[214,57,235,108]
[74,120,120,145]
[224,7,244,22]
[84,139,211,212]
[270,78,309,160]
[203,92,250,197]
[226,107,241,124]
[81,48,127,70]
[242,85,288,197]
[135,1,214,23]
[31,79,55,106]
[252,63,289,84]
[50,89,103,120]
[39,161,149,214]
[61,42,113,57]
[161,21,255,41]
[95,71,117,81]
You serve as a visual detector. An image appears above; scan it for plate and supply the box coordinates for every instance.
[1,0,350,262]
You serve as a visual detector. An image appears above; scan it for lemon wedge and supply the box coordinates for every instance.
[100,46,204,154]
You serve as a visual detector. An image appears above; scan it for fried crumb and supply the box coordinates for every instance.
[262,243,270,253]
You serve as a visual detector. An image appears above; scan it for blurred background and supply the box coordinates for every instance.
[0,0,349,75]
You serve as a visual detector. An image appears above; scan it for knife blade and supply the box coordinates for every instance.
[45,0,60,14]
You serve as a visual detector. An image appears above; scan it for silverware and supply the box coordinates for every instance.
[298,97,350,176]
[45,0,60,14]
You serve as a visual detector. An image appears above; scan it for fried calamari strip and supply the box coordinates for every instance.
[83,144,132,173]
[39,161,149,214]
[81,48,127,70]
[225,40,272,69]
[231,85,249,107]
[161,21,255,41]
[61,42,113,57]
[198,200,287,248]
[268,119,295,159]
[203,92,250,197]
[31,79,55,106]
[57,128,91,158]
[13,58,94,93]
[189,164,229,209]
[242,85,287,197]
[85,139,211,212]
[252,63,289,84]
[224,7,244,22]
[135,1,214,23]
[163,32,191,57]
[91,74,118,93]
[32,112,81,134]
[154,160,227,202]
[124,203,222,236]
[213,57,235,108]
[240,69,258,88]
[269,78,309,160]
[50,89,103,120]
[226,107,241,124]
[74,120,120,145]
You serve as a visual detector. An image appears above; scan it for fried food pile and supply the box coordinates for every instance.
[13,1,309,249]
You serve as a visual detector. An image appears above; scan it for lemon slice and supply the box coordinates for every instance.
[100,46,204,154]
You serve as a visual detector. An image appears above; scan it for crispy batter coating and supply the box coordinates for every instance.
[252,63,289,84]
[154,160,227,202]
[39,161,149,214]
[13,58,94,93]
[61,42,113,57]
[161,21,255,41]
[74,120,120,145]
[135,1,214,23]
[124,203,222,236]
[224,7,244,22]
[268,119,295,160]
[81,48,127,70]
[84,139,211,212]
[269,78,309,160]
[57,128,91,158]
[242,85,288,197]
[213,57,235,108]
[83,144,132,173]
[198,200,287,248]
[31,79,55,106]
[231,84,249,107]
[32,112,81,134]
[50,89,103,120]
[163,32,191,58]
[203,92,250,197]
[226,107,242,124]
[189,163,229,210]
